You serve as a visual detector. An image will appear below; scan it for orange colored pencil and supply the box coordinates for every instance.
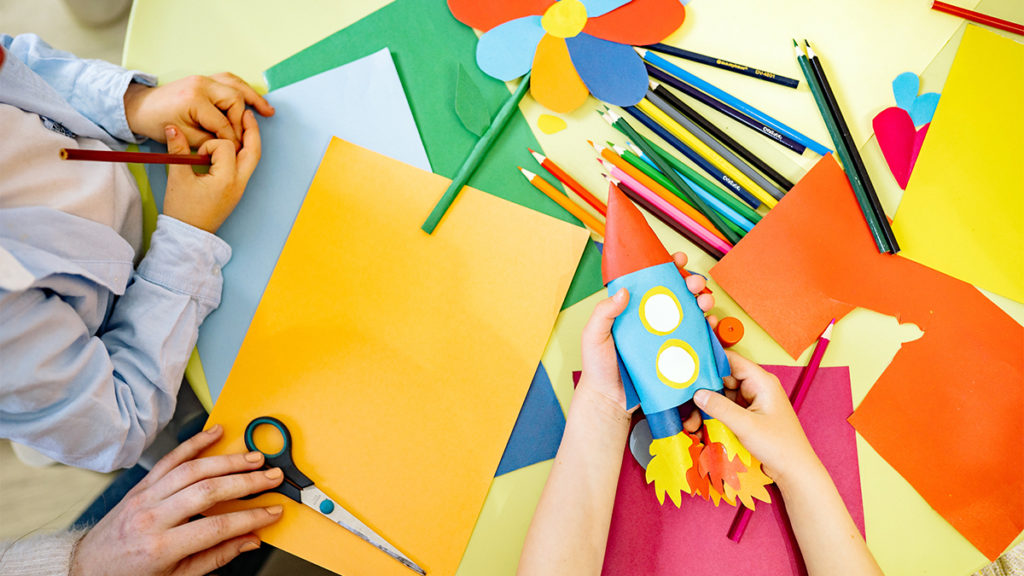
[60,147,211,165]
[519,168,605,238]
[592,143,728,244]
[529,149,607,217]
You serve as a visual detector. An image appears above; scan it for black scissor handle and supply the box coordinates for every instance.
[244,416,313,490]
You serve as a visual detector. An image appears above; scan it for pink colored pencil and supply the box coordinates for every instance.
[604,162,732,255]
[728,318,836,542]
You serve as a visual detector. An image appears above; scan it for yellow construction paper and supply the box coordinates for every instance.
[892,26,1024,304]
[202,137,588,576]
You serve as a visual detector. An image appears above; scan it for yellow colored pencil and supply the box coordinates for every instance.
[637,98,777,208]
[519,168,605,238]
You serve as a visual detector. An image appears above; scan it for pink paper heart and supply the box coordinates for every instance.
[873,107,929,189]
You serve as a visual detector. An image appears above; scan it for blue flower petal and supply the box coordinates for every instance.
[566,34,648,106]
[581,0,632,18]
[476,16,546,81]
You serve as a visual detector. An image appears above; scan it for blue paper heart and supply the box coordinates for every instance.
[909,91,940,127]
[893,72,920,112]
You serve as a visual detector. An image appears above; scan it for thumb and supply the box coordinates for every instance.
[694,389,752,438]
[165,125,193,182]
[582,288,629,347]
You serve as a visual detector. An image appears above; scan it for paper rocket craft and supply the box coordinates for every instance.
[603,185,772,508]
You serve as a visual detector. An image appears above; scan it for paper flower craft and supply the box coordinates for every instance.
[603,184,771,508]
[872,72,939,189]
[448,0,687,113]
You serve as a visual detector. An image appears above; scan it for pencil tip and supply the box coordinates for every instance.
[823,319,835,339]
[792,39,797,46]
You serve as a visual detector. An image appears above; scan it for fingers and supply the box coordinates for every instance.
[696,293,714,314]
[211,72,275,117]
[190,100,237,144]
[234,110,262,184]
[204,81,247,147]
[139,425,223,492]
[694,389,753,439]
[173,535,262,576]
[166,506,282,568]
[157,468,285,525]
[671,251,689,273]
[582,289,629,348]
[705,313,719,330]
[681,403,702,433]
[198,138,238,181]
[149,451,266,501]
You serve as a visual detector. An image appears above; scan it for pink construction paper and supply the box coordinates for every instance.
[873,106,930,189]
[603,365,864,576]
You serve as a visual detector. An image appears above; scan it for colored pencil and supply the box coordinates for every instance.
[613,141,763,225]
[519,167,605,237]
[529,149,607,216]
[621,105,760,209]
[423,72,531,234]
[606,176,729,259]
[801,41,898,254]
[617,146,754,233]
[644,43,801,89]
[605,163,733,255]
[591,141,731,244]
[648,64,807,155]
[60,147,210,165]
[728,318,835,542]
[638,48,831,156]
[642,92,779,208]
[648,80,794,193]
[931,1,1024,36]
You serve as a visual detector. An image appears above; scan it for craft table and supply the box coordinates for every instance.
[123,1,1024,574]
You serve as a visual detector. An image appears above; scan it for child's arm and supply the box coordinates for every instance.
[694,353,884,576]
[518,254,712,576]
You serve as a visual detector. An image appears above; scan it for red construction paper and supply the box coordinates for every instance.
[710,155,1024,560]
[872,106,930,189]
[602,184,672,284]
[603,365,864,576]
[583,0,686,46]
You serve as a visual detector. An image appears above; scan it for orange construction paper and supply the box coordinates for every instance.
[582,0,686,46]
[202,138,589,576]
[711,155,1024,560]
[531,34,588,114]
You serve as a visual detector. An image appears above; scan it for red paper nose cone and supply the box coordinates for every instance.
[602,183,672,284]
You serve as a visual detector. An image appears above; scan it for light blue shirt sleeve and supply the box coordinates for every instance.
[0,33,156,142]
[0,215,230,472]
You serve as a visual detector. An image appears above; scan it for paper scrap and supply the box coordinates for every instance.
[872,107,929,189]
[455,63,493,137]
[537,113,567,134]
[496,363,566,476]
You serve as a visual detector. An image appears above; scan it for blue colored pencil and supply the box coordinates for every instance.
[638,48,831,156]
[647,64,806,155]
[621,105,761,209]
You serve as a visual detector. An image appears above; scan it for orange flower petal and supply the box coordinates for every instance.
[531,35,589,113]
[448,0,554,32]
[582,0,686,45]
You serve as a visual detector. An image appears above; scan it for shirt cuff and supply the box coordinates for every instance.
[0,529,86,576]
[136,215,232,312]
[111,71,158,144]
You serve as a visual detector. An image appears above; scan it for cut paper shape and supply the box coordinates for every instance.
[892,71,920,112]
[908,91,940,127]
[537,113,567,134]
[603,365,864,576]
[448,0,686,112]
[892,25,1024,306]
[202,138,589,576]
[455,64,493,137]
[143,49,431,402]
[495,363,567,476]
[264,0,604,311]
[710,154,1024,560]
[872,107,930,189]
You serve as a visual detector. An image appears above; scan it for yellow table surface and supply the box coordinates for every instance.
[124,1,1024,574]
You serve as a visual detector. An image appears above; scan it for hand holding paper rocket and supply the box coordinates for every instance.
[603,184,771,508]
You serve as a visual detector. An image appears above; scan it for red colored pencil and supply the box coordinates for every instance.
[529,149,607,217]
[60,148,211,165]
[727,318,836,542]
[520,167,605,237]
[931,1,1024,36]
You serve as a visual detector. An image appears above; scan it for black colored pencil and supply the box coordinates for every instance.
[649,83,795,191]
[645,43,800,89]
[646,64,806,155]
[804,41,898,253]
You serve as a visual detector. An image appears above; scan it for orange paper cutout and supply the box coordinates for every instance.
[531,34,589,113]
[711,155,1023,560]
[202,138,589,575]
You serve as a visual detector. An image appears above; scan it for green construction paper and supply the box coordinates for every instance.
[264,0,603,308]
[455,63,492,137]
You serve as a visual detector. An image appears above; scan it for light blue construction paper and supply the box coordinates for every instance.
[892,72,920,113]
[145,49,430,402]
[567,33,648,106]
[909,91,940,127]
[495,363,566,476]
[477,16,545,81]
[582,0,632,18]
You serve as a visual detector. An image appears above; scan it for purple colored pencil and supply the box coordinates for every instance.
[727,318,836,542]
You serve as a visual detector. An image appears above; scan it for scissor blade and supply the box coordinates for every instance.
[300,486,426,575]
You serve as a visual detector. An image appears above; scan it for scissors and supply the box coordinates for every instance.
[244,416,426,575]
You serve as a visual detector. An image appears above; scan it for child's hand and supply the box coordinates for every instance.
[693,351,822,486]
[70,425,283,576]
[124,73,275,149]
[579,252,714,412]
[162,110,260,233]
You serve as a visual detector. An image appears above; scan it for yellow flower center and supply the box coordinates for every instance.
[541,0,588,38]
